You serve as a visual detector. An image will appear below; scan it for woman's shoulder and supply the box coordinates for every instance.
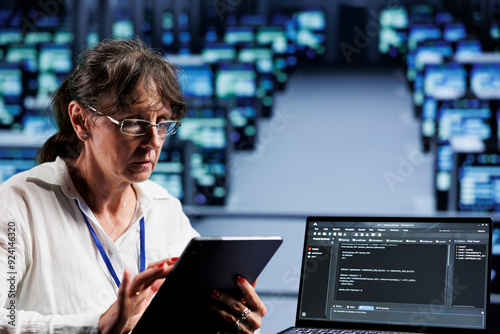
[0,168,35,196]
[0,159,69,211]
[0,159,62,191]
[0,166,44,224]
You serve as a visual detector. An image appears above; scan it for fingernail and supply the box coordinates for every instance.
[212,289,221,298]
[171,257,179,262]
[157,262,166,268]
[237,276,245,284]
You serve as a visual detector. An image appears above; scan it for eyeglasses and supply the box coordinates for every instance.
[87,106,181,137]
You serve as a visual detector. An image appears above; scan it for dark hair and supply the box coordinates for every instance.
[37,37,187,164]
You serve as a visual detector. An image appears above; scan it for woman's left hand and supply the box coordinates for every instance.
[210,276,267,333]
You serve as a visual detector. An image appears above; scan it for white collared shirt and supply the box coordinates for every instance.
[0,157,199,333]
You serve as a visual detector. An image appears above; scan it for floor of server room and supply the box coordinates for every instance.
[190,67,437,333]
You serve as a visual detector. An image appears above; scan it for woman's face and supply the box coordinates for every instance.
[85,85,171,185]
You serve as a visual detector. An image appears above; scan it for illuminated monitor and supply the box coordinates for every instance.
[0,147,38,185]
[0,65,23,129]
[150,145,186,201]
[201,43,236,63]
[421,96,437,136]
[177,13,189,31]
[112,8,134,40]
[181,65,214,98]
[87,28,99,46]
[456,52,500,65]
[5,9,22,28]
[492,225,500,294]
[294,10,326,31]
[178,112,227,149]
[0,28,22,45]
[240,15,267,26]
[238,47,273,73]
[423,64,467,100]
[434,99,496,211]
[6,45,38,72]
[24,32,52,44]
[256,26,288,54]
[54,30,73,44]
[407,41,452,81]
[34,71,60,107]
[24,8,60,28]
[189,144,228,206]
[39,44,72,73]
[378,27,407,55]
[177,107,228,206]
[470,64,500,99]
[21,114,57,136]
[0,101,22,130]
[379,7,408,29]
[113,20,134,39]
[0,64,22,101]
[455,40,482,59]
[162,11,174,30]
[455,152,500,212]
[229,105,257,151]
[215,64,256,99]
[435,12,453,24]
[491,23,500,41]
[296,29,324,50]
[204,26,218,43]
[409,3,435,24]
[408,25,441,51]
[0,9,13,26]
[443,23,467,42]
[415,42,452,70]
[162,31,174,46]
[224,27,254,44]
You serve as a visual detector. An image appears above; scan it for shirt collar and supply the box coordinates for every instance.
[26,156,172,206]
[26,157,78,199]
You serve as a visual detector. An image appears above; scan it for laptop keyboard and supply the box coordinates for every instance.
[291,329,409,334]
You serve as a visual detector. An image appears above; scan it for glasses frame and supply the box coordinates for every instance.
[86,106,181,137]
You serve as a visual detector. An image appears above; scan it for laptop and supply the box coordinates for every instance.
[278,216,492,334]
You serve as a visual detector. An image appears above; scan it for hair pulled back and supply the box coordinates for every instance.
[37,37,186,164]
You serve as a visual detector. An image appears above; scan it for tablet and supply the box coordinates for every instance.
[133,236,283,332]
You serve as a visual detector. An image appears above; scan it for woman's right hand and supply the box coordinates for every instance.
[98,257,178,334]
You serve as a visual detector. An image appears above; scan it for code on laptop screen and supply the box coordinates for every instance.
[298,217,491,331]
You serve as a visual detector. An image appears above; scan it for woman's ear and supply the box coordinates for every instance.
[68,101,89,140]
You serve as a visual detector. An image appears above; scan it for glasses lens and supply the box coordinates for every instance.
[158,121,179,136]
[121,120,148,135]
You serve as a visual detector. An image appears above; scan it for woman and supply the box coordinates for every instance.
[0,38,266,333]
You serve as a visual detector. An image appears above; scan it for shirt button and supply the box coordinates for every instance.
[108,249,114,255]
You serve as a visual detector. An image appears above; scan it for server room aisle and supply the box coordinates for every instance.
[225,66,434,215]
[191,67,435,333]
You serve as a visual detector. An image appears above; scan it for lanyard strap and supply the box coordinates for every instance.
[77,202,145,288]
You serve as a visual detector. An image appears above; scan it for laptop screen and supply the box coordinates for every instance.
[297,217,492,332]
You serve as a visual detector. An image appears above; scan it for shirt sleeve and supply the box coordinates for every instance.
[0,203,101,333]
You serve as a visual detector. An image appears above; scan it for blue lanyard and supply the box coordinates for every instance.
[77,202,145,288]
